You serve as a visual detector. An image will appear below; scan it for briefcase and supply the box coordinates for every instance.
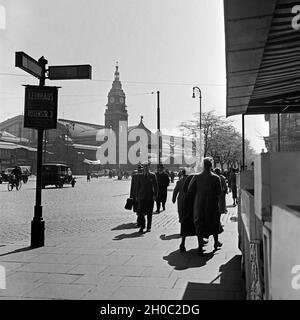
[124,198,134,210]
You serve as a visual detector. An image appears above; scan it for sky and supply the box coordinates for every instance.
[0,0,269,152]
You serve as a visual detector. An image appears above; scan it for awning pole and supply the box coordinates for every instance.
[277,113,281,152]
[242,114,245,171]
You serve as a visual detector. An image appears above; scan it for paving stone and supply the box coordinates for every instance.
[24,283,95,299]
[16,263,75,273]
[38,273,82,284]
[109,286,164,300]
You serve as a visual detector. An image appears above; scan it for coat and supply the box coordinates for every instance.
[173,175,196,237]
[155,172,170,203]
[136,172,158,215]
[172,176,188,223]
[130,172,141,213]
[188,170,222,238]
[218,174,227,214]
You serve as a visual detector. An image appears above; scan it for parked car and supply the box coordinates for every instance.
[42,163,76,188]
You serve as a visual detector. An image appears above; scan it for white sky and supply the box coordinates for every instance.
[0,0,268,152]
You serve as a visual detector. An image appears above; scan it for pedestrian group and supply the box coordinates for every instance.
[128,157,237,255]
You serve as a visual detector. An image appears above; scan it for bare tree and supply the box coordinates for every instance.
[178,110,256,170]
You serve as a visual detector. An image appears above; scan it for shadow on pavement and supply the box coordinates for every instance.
[111,222,138,231]
[163,249,215,270]
[181,255,246,300]
[160,233,181,240]
[113,231,144,240]
[0,246,33,257]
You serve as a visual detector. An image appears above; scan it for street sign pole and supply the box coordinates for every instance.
[31,56,47,248]
[16,51,92,248]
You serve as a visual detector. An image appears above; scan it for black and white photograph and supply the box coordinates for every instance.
[0,0,299,307]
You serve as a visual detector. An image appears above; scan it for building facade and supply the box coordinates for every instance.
[264,113,300,152]
[0,64,191,174]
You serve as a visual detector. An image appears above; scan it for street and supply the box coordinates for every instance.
[0,176,178,245]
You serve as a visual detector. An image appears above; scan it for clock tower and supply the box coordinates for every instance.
[105,63,128,130]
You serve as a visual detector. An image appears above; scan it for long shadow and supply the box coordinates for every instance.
[0,246,33,257]
[160,233,181,241]
[181,255,246,300]
[111,222,138,231]
[113,231,145,240]
[163,249,215,271]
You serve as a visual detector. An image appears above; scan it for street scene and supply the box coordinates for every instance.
[0,175,244,300]
[0,0,300,304]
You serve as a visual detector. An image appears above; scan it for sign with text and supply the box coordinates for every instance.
[15,52,43,79]
[24,85,58,129]
[48,64,92,80]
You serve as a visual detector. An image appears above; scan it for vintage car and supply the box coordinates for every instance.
[42,163,76,188]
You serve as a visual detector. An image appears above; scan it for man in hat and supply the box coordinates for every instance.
[136,162,158,232]
[129,163,143,227]
[155,164,170,213]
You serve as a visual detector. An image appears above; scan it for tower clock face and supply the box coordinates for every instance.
[109,97,114,103]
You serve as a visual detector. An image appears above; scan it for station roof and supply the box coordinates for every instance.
[224,0,300,116]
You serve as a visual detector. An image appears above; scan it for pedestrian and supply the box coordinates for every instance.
[188,157,223,255]
[214,168,228,214]
[129,164,143,227]
[155,164,170,213]
[87,171,91,182]
[136,162,158,233]
[228,168,237,206]
[172,169,196,252]
[170,171,175,183]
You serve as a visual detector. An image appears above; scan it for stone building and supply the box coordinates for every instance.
[264,113,300,152]
[0,64,189,174]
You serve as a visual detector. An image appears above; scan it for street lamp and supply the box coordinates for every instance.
[192,86,202,131]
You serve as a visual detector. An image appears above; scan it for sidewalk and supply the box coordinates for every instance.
[0,195,245,300]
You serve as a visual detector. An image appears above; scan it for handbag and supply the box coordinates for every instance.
[124,198,134,210]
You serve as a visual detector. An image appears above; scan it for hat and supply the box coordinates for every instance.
[158,164,164,169]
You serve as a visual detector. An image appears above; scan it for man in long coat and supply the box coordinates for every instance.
[214,168,228,214]
[188,157,223,255]
[136,163,158,232]
[129,164,143,227]
[155,164,170,212]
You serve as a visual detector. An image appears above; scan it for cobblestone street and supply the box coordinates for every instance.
[0,176,178,245]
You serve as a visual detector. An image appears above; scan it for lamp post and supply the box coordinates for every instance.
[192,86,202,132]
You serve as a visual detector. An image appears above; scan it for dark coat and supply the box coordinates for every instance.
[156,172,170,203]
[130,172,141,213]
[218,174,227,214]
[173,175,196,237]
[136,172,158,215]
[188,170,222,238]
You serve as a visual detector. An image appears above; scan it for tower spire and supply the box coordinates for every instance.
[114,61,120,81]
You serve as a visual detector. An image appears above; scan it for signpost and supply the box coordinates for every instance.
[48,65,92,80]
[15,52,92,248]
[24,85,58,129]
[15,52,43,79]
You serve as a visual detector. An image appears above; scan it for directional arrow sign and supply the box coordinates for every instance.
[15,52,43,79]
[48,64,92,80]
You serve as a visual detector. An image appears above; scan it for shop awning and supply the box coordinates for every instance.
[225,0,300,116]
